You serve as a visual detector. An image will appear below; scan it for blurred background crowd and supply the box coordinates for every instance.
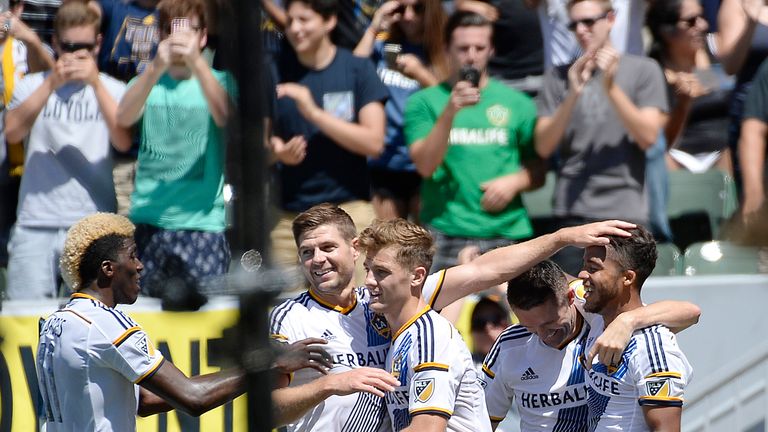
[0,0,766,318]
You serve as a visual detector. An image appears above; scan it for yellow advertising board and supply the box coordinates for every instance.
[0,300,247,431]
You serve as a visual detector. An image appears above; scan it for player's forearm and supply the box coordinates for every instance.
[92,78,132,152]
[534,91,579,158]
[179,368,246,416]
[138,387,174,417]
[116,62,162,127]
[5,77,54,142]
[605,85,664,150]
[190,56,232,127]
[410,106,456,177]
[272,375,336,426]
[620,301,701,334]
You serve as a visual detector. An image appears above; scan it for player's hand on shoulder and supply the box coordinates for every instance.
[272,337,332,376]
[330,367,398,397]
[587,314,633,369]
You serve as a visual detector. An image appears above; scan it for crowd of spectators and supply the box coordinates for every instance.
[1,0,767,304]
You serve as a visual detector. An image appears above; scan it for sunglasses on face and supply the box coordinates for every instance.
[567,12,610,32]
[678,14,704,29]
[394,3,425,15]
[59,41,96,53]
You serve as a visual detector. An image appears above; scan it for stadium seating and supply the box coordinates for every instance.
[653,243,683,276]
[682,241,761,275]
[667,169,739,250]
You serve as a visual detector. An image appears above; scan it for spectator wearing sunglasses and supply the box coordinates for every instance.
[3,1,131,300]
[534,0,668,275]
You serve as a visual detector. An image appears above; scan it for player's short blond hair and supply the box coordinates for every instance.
[357,219,435,271]
[60,213,135,291]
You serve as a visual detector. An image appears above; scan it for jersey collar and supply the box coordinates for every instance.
[308,288,357,315]
[392,304,431,342]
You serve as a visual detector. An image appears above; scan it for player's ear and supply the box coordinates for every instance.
[411,266,427,287]
[623,269,636,287]
[350,237,360,261]
[101,259,114,277]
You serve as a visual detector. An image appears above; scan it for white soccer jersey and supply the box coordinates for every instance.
[269,270,447,432]
[386,306,492,432]
[36,293,164,431]
[480,318,591,432]
[577,318,692,432]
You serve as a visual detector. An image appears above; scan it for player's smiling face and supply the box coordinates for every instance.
[297,224,358,295]
[111,239,143,306]
[578,245,624,314]
[512,294,579,349]
[364,246,421,317]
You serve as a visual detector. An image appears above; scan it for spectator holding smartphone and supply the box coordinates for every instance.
[353,0,447,221]
[405,11,545,271]
[116,0,236,307]
[4,1,130,299]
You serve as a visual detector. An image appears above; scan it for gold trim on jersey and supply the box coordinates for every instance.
[71,292,102,303]
[414,362,449,372]
[61,308,92,324]
[490,415,505,422]
[113,326,142,346]
[308,288,357,314]
[392,304,431,342]
[427,269,446,308]
[482,364,495,379]
[639,396,683,402]
[270,333,289,341]
[135,358,165,384]
[410,406,453,416]
[645,372,682,379]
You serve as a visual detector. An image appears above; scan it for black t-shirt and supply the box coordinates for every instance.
[274,48,388,211]
[488,0,543,80]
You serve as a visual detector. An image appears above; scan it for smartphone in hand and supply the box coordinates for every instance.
[458,65,480,87]
[171,17,190,34]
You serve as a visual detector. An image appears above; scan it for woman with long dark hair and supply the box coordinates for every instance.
[354,0,447,220]
[648,0,734,173]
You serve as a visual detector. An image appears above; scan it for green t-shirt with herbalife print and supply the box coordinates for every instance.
[404,79,536,239]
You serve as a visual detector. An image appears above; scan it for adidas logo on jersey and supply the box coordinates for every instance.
[321,329,336,341]
[521,367,539,381]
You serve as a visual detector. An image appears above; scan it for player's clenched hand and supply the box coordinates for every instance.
[273,338,333,375]
[586,313,633,369]
[330,367,398,397]
[557,220,636,248]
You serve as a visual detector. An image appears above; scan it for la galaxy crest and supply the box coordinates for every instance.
[370,312,390,339]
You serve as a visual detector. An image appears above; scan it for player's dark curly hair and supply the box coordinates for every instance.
[506,260,569,310]
[606,225,658,289]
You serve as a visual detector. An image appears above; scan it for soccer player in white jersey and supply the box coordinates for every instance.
[269,203,637,431]
[578,225,693,431]
[358,218,492,432]
[480,261,700,431]
[36,213,319,431]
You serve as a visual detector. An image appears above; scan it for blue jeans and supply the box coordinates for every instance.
[646,132,673,242]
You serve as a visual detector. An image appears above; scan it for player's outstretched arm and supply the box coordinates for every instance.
[642,405,682,432]
[434,220,636,309]
[138,361,245,417]
[273,367,398,427]
[401,413,448,432]
[585,301,701,368]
